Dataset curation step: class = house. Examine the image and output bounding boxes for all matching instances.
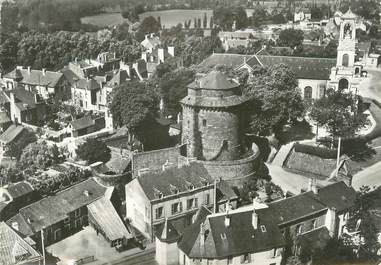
[0,222,42,265]
[3,66,70,101]
[141,33,162,52]
[8,89,47,125]
[268,181,357,254]
[176,204,285,265]
[0,181,40,220]
[294,8,312,22]
[141,46,181,78]
[6,178,132,249]
[125,162,237,241]
[218,31,255,51]
[0,124,34,154]
[69,115,105,137]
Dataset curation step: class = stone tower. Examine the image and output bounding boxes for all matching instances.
[329,9,362,93]
[181,70,247,161]
[336,9,357,68]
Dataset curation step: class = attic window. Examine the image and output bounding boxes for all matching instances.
[153,188,164,199]
[169,184,179,194]
[260,225,267,233]
[185,181,194,190]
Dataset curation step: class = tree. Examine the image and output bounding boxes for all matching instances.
[244,64,305,136]
[309,89,368,139]
[76,138,111,164]
[278,28,304,49]
[213,6,248,30]
[110,81,159,133]
[139,16,161,34]
[347,186,380,258]
[159,68,195,116]
[203,13,208,28]
[209,16,214,29]
[19,141,62,171]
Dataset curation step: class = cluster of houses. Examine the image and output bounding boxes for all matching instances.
[0,8,375,265]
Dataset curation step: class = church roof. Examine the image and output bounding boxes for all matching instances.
[188,70,239,90]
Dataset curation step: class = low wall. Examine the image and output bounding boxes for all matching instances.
[198,151,260,187]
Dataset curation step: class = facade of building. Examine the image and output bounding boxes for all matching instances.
[125,163,217,241]
[218,31,255,51]
[3,67,70,101]
[176,204,285,265]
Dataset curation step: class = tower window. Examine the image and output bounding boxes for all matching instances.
[202,119,207,127]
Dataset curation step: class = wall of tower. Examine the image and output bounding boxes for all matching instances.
[182,105,244,161]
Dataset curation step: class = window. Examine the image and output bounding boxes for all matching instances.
[171,202,182,215]
[155,207,163,219]
[241,253,250,263]
[304,86,312,100]
[296,224,303,235]
[64,217,70,224]
[74,208,81,217]
[74,218,82,229]
[227,256,233,264]
[260,225,267,232]
[202,119,207,126]
[312,219,317,229]
[204,194,210,205]
[187,198,198,210]
[54,229,62,241]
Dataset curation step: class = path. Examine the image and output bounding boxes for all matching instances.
[271,142,295,166]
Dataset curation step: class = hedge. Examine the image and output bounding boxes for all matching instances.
[294,143,337,159]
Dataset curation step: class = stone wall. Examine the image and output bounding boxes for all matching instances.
[198,152,260,187]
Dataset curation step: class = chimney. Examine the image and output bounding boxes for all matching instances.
[177,112,181,124]
[11,222,19,231]
[224,206,230,227]
[252,208,258,230]
[141,52,148,62]
[42,68,46,76]
[308,178,318,194]
[34,93,39,103]
[75,57,78,63]
[27,66,31,75]
[326,207,337,237]
[200,223,205,247]
[168,46,175,57]
[150,33,155,38]
[83,190,89,197]
[158,48,165,63]
[145,34,149,40]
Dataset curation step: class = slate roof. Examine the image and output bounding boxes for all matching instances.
[10,89,40,111]
[0,222,41,265]
[4,68,63,88]
[0,90,10,105]
[137,163,213,201]
[6,214,34,237]
[178,207,285,258]
[70,116,95,131]
[16,178,107,234]
[0,125,27,145]
[61,68,80,86]
[256,55,336,80]
[269,191,327,226]
[4,181,34,199]
[75,78,101,91]
[87,197,133,241]
[188,70,239,90]
[198,53,336,80]
[314,181,356,213]
[155,218,180,243]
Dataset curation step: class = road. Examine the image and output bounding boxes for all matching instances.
[110,249,156,265]
[351,68,381,190]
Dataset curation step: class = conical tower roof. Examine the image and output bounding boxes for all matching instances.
[156,218,180,243]
[188,70,239,90]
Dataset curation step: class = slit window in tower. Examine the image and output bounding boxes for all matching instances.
[202,119,207,127]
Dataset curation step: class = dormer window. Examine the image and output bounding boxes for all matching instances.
[169,184,179,195]
[153,188,164,199]
[185,180,194,190]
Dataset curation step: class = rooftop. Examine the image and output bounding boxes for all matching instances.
[0,222,42,265]
[0,125,28,145]
[137,163,213,201]
[188,70,239,90]
[70,116,95,131]
[4,68,63,88]
[3,181,34,200]
[178,206,285,259]
[16,178,107,234]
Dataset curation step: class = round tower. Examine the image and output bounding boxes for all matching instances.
[181,70,248,161]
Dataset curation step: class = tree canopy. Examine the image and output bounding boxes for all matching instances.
[213,6,248,30]
[5,130,37,160]
[76,138,111,164]
[244,64,305,135]
[309,89,368,139]
[19,141,62,171]
[278,28,304,49]
[110,81,159,133]
[139,16,161,34]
